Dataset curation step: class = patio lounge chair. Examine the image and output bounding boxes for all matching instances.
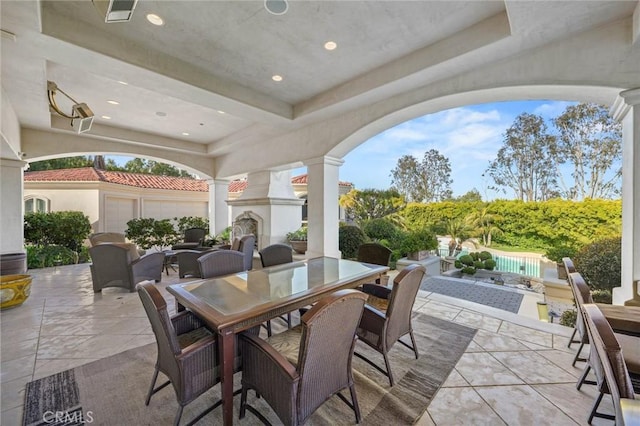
[172,227,206,250]
[89,244,164,293]
[239,289,368,425]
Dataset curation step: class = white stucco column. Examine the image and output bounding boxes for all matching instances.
[305,156,344,259]
[207,179,230,236]
[0,159,27,254]
[611,88,640,306]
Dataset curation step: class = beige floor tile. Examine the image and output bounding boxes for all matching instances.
[498,321,553,348]
[1,405,23,426]
[416,301,462,321]
[1,375,29,411]
[535,349,586,379]
[441,369,469,387]
[464,341,485,353]
[473,329,530,352]
[414,410,436,426]
[32,358,100,381]
[428,387,506,425]
[0,325,41,344]
[454,310,502,333]
[39,317,122,336]
[490,351,577,384]
[0,336,38,362]
[532,382,615,425]
[36,335,93,359]
[455,353,524,386]
[475,385,577,426]
[0,354,35,383]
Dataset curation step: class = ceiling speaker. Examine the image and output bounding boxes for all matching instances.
[92,0,138,23]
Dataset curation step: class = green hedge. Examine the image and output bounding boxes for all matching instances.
[400,199,621,251]
[24,211,92,252]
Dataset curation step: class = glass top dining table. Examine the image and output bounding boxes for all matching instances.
[166,256,389,425]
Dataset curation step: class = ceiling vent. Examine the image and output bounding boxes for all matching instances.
[92,0,138,23]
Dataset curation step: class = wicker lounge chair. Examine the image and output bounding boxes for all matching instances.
[89,244,164,293]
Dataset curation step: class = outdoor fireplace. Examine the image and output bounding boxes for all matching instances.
[232,211,260,248]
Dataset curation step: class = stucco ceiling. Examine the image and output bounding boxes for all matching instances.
[1,1,638,163]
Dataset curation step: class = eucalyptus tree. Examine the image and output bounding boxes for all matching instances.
[485,113,558,202]
[390,149,453,203]
[553,103,622,200]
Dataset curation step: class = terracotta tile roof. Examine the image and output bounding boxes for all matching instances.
[228,178,248,193]
[24,167,208,192]
[290,173,352,188]
[24,168,352,193]
[228,174,352,193]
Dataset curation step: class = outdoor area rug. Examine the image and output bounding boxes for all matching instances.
[23,313,475,426]
[421,276,524,313]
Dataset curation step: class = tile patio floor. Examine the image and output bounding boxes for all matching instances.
[1,262,621,425]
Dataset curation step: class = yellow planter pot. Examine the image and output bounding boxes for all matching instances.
[0,274,32,309]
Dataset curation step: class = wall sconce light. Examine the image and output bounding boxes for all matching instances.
[47,81,94,134]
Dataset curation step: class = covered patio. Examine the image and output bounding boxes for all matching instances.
[1,1,640,424]
[1,263,616,425]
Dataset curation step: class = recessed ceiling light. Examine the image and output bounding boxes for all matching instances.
[101,115,112,120]
[324,41,337,51]
[182,132,190,136]
[217,110,225,114]
[107,100,119,105]
[146,13,164,26]
[156,111,167,117]
[272,75,283,82]
[117,81,128,85]
[264,0,288,15]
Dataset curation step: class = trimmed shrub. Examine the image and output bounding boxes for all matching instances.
[174,216,209,235]
[559,309,577,328]
[398,229,438,256]
[339,225,367,259]
[26,245,78,269]
[362,218,399,242]
[459,255,474,266]
[125,218,180,249]
[24,211,91,252]
[591,289,613,304]
[573,236,621,293]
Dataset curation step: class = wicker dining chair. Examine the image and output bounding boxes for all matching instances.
[138,282,222,426]
[357,243,392,285]
[197,250,246,279]
[172,227,206,250]
[239,289,368,425]
[355,263,426,386]
[259,243,295,333]
[582,304,636,424]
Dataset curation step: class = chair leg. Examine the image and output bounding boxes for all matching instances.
[576,364,596,390]
[572,342,586,366]
[349,383,362,424]
[383,351,395,387]
[409,330,419,359]
[239,386,248,419]
[145,366,160,406]
[174,405,184,426]
[567,328,578,348]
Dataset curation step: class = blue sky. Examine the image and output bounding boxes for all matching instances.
[112,99,596,200]
[338,100,578,200]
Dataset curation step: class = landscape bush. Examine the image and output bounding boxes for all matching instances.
[125,218,180,249]
[24,211,92,268]
[455,251,496,274]
[339,225,367,259]
[398,228,438,257]
[362,218,400,243]
[559,309,577,328]
[573,236,621,297]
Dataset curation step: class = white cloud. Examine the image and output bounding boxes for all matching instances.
[533,101,576,118]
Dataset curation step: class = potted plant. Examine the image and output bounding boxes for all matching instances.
[399,229,438,261]
[544,245,578,280]
[287,227,308,254]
